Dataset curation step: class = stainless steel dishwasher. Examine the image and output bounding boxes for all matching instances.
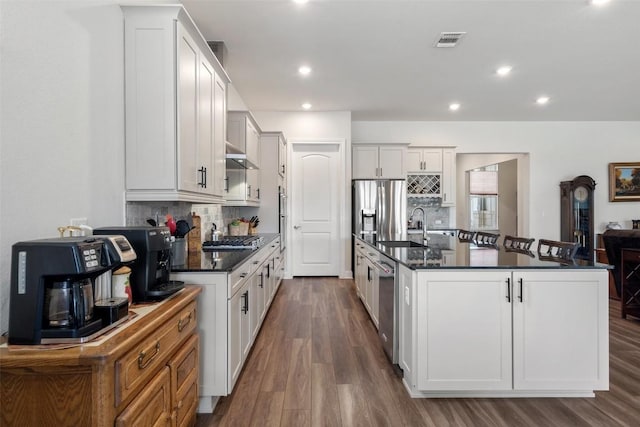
[374,253,398,365]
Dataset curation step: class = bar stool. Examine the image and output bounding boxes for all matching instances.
[503,235,535,251]
[537,239,580,264]
[475,231,500,246]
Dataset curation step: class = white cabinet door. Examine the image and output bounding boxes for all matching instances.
[406,148,442,173]
[197,54,215,195]
[177,24,199,193]
[246,119,260,168]
[398,264,414,383]
[250,272,261,341]
[278,134,286,179]
[378,146,405,179]
[213,74,227,196]
[512,270,609,391]
[228,285,244,392]
[406,149,423,173]
[422,149,443,172]
[441,148,456,206]
[352,145,379,179]
[416,271,512,390]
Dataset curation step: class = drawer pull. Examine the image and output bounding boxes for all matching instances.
[178,312,193,332]
[137,342,160,370]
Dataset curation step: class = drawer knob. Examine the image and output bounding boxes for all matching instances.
[178,312,193,332]
[137,342,160,370]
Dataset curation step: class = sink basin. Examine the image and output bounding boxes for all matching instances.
[378,240,427,248]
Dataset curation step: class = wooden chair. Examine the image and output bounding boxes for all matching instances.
[537,239,580,264]
[503,235,535,251]
[475,231,500,246]
[457,229,475,242]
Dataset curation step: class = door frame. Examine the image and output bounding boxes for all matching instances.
[286,139,350,279]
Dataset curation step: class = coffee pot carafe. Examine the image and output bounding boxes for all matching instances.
[45,278,94,328]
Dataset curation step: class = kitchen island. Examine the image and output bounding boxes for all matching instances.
[354,234,610,398]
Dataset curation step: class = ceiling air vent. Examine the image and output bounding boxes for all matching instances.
[434,32,466,48]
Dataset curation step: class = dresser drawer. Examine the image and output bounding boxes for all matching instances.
[115,300,197,406]
[229,255,261,296]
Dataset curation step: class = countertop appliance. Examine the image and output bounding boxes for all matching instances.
[8,236,129,344]
[94,226,183,301]
[353,180,406,240]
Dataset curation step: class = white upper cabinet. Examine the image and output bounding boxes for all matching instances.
[352,145,406,179]
[407,147,443,173]
[227,112,261,169]
[122,5,229,203]
[441,148,456,206]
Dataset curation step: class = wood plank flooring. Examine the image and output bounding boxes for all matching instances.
[196,277,640,427]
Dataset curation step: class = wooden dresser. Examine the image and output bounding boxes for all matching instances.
[0,286,201,427]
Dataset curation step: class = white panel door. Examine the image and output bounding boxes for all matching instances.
[291,144,340,276]
[416,271,512,390]
[512,270,609,391]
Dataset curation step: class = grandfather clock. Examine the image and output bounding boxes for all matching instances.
[560,175,596,261]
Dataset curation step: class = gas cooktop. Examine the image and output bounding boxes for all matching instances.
[202,235,263,251]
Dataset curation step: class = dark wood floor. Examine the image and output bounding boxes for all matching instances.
[196,277,640,427]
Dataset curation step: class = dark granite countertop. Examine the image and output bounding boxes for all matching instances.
[171,233,280,273]
[355,234,611,270]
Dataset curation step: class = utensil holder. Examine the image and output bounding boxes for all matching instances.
[229,222,249,236]
[171,238,187,265]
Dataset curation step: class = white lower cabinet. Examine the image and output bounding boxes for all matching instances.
[354,240,379,329]
[415,271,512,391]
[402,268,609,397]
[171,238,284,413]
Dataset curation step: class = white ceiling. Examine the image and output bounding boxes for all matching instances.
[180,0,640,121]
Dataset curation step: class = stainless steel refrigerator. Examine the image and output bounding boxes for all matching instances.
[352,180,406,240]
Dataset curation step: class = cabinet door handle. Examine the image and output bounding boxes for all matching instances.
[257,188,260,199]
[203,166,207,188]
[281,164,285,175]
[247,185,251,198]
[137,341,160,370]
[177,311,193,332]
[198,167,206,188]
[259,272,264,288]
[518,278,524,302]
[242,291,249,314]
[506,277,511,302]
[224,176,229,192]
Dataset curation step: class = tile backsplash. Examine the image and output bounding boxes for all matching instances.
[125,202,261,241]
[407,197,450,229]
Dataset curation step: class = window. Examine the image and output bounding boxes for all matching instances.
[469,166,498,230]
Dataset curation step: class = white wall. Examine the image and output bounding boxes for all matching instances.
[353,121,640,240]
[0,0,126,333]
[252,111,352,278]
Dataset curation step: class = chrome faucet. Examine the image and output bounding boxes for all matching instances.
[410,206,428,243]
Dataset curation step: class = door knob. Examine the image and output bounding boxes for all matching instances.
[294,225,301,229]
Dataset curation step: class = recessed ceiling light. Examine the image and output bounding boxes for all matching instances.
[449,103,461,111]
[590,0,610,6]
[496,65,512,77]
[293,0,309,4]
[536,96,550,105]
[298,65,311,76]
[302,102,312,110]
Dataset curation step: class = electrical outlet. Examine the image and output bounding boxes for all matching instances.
[70,217,88,227]
[435,219,442,225]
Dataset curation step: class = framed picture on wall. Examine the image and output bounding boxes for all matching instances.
[609,162,640,202]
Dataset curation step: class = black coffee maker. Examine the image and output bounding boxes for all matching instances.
[9,237,116,345]
[94,226,184,301]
